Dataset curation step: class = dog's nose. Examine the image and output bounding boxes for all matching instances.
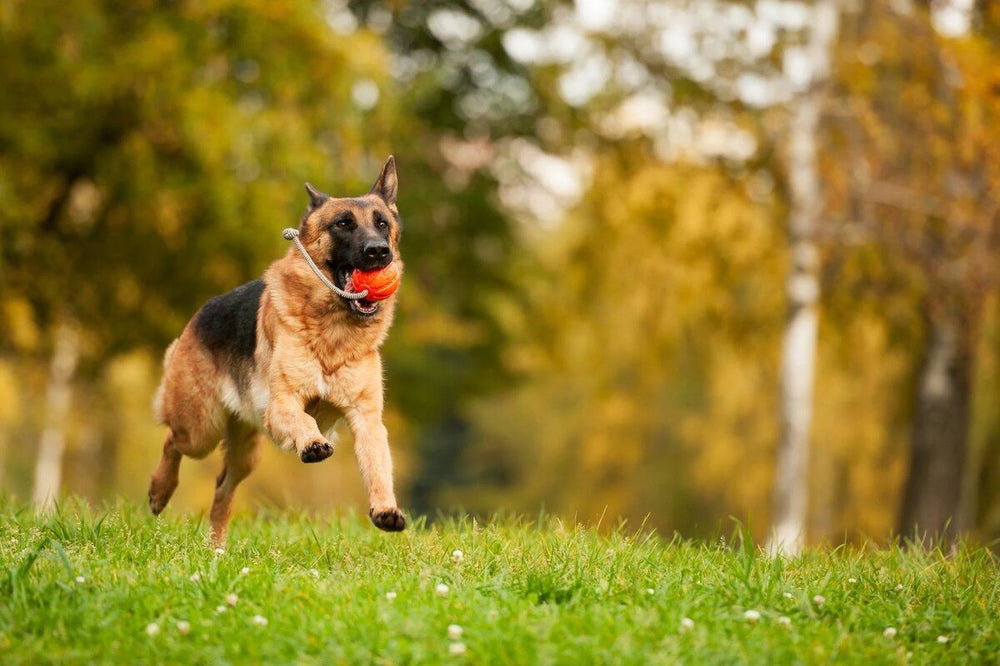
[363,240,391,263]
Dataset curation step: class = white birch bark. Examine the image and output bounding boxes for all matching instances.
[767,0,839,556]
[32,321,80,511]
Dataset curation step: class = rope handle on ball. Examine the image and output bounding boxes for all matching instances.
[282,228,369,300]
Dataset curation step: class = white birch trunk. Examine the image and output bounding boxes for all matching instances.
[32,321,80,511]
[767,0,839,556]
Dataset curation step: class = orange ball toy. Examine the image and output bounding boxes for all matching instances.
[351,262,401,301]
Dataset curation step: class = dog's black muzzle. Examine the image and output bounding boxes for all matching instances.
[359,239,393,271]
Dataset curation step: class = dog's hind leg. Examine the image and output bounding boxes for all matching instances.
[150,332,226,515]
[210,421,262,546]
[148,420,223,515]
[148,430,182,515]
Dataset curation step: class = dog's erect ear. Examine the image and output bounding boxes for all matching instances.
[304,182,329,211]
[369,155,398,206]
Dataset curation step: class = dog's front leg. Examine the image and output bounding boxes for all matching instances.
[345,390,405,532]
[265,391,334,463]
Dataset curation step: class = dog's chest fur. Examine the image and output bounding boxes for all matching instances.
[219,257,396,431]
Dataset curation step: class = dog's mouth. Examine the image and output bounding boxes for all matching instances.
[337,268,380,318]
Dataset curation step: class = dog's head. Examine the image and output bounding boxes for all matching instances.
[298,156,402,318]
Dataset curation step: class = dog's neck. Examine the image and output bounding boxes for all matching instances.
[262,251,396,367]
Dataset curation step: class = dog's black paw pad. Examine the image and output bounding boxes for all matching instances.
[300,441,334,463]
[370,507,406,532]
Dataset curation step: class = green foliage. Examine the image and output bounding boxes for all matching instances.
[0,0,396,353]
[1,500,998,664]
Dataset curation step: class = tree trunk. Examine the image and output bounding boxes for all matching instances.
[767,0,839,556]
[768,162,821,554]
[899,311,971,543]
[31,321,80,510]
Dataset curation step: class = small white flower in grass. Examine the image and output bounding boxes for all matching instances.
[214,547,225,556]
[680,617,694,632]
[937,635,948,644]
[744,610,761,623]
[240,567,250,575]
[176,620,190,636]
[777,616,791,627]
[884,627,898,638]
[448,624,463,640]
[435,583,450,597]
[309,568,320,579]
[848,577,857,584]
[215,605,227,614]
[451,549,464,564]
[449,642,466,656]
[385,591,397,601]
[189,573,201,582]
[75,576,85,584]
[783,592,794,600]
[646,588,655,595]
[145,622,160,636]
[226,593,239,607]
[813,594,825,606]
[895,584,904,592]
[252,615,268,627]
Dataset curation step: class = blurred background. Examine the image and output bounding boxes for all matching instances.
[0,0,997,550]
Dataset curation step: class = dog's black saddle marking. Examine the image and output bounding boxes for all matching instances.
[193,279,266,361]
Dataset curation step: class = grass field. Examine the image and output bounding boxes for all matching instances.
[1,499,997,664]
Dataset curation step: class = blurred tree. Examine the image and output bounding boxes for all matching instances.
[0,361,20,491]
[767,0,839,556]
[835,3,1000,536]
[0,0,397,352]
[826,0,1000,541]
[971,300,1000,539]
[462,148,781,532]
[31,321,79,509]
[469,0,848,543]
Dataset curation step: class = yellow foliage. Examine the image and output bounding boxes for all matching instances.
[1,297,39,351]
[811,313,911,540]
[0,360,21,424]
[466,157,787,533]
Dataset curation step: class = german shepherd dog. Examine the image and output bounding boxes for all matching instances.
[148,156,405,544]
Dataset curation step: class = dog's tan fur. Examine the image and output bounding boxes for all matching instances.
[148,157,405,544]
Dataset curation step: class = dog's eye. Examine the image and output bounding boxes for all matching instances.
[334,213,355,230]
[374,216,389,230]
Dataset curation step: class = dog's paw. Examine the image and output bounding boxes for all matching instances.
[370,506,406,532]
[300,440,334,463]
[148,489,166,516]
